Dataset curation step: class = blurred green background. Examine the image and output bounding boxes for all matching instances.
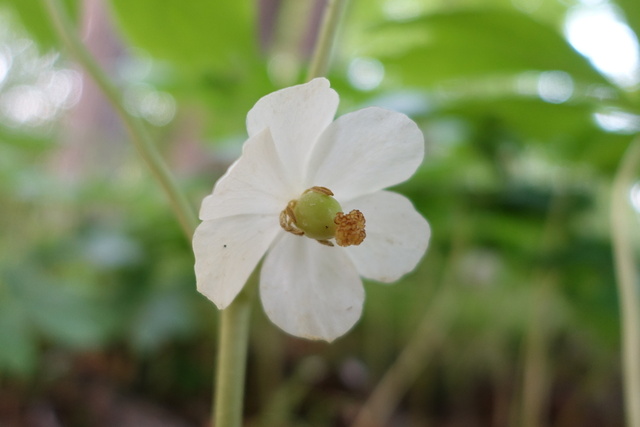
[0,0,639,425]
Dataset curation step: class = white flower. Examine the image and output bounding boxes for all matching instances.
[193,78,430,341]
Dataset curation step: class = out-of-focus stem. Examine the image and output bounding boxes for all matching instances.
[40,3,256,427]
[519,192,568,427]
[41,0,198,239]
[352,209,468,427]
[351,290,450,427]
[306,0,348,80]
[611,136,640,427]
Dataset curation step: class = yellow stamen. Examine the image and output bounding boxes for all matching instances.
[334,210,366,247]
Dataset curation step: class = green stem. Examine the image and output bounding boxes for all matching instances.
[519,192,567,427]
[41,0,198,239]
[611,136,640,427]
[306,0,348,81]
[214,280,256,427]
[40,3,251,426]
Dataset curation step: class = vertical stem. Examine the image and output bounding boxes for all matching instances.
[306,0,348,80]
[611,136,640,427]
[41,0,198,239]
[519,192,567,427]
[41,2,253,426]
[518,272,556,427]
[351,290,450,427]
[209,0,351,422]
[214,283,255,427]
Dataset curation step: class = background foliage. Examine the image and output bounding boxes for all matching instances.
[0,0,639,425]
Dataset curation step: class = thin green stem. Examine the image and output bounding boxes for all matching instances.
[41,2,258,427]
[519,192,568,427]
[214,279,256,427]
[352,208,468,427]
[611,136,640,427]
[306,0,348,81]
[41,0,198,239]
[351,289,450,427]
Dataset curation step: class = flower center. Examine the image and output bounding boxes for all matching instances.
[279,186,366,247]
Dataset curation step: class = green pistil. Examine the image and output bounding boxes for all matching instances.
[293,188,342,240]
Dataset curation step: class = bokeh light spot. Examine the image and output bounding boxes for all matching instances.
[565,4,640,87]
[630,181,640,213]
[537,71,574,104]
[0,44,11,86]
[593,110,640,134]
[124,84,176,126]
[347,57,384,91]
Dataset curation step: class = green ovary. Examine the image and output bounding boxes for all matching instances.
[293,190,342,240]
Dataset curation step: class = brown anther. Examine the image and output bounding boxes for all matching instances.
[305,186,334,196]
[280,200,304,236]
[316,239,335,247]
[334,210,366,247]
[285,203,297,223]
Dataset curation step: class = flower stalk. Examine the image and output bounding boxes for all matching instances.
[213,279,256,427]
[611,136,640,427]
[209,0,352,423]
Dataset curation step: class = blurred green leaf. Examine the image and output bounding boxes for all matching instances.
[0,0,79,50]
[0,128,53,151]
[108,0,255,72]
[108,0,273,136]
[0,294,37,376]
[5,269,118,349]
[129,286,195,354]
[445,97,595,140]
[615,0,640,44]
[433,97,632,172]
[374,9,613,87]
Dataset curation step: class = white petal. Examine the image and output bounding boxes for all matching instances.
[260,235,364,341]
[246,78,339,185]
[199,129,293,221]
[193,215,281,309]
[344,191,430,283]
[305,107,424,201]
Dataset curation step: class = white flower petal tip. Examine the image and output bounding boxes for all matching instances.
[306,106,425,201]
[247,78,339,185]
[193,215,280,309]
[193,79,430,340]
[344,191,430,283]
[260,236,364,342]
